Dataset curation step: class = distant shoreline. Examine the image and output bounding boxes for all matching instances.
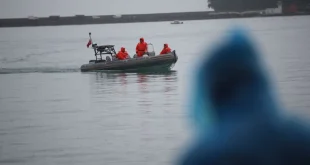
[0,11,309,28]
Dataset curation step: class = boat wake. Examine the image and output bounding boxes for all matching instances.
[0,67,81,74]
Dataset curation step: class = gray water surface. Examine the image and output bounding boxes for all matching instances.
[1,16,310,165]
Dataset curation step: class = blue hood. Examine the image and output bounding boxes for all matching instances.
[189,27,280,132]
[179,27,310,165]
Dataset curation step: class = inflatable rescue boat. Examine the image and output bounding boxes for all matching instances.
[80,34,178,72]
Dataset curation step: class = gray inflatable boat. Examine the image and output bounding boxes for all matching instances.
[80,43,178,72]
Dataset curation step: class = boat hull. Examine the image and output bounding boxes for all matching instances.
[80,50,178,72]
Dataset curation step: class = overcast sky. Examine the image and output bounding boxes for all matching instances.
[0,0,210,18]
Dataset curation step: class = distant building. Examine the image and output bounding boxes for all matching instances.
[264,1,283,14]
[49,15,60,20]
[28,16,38,20]
[113,15,122,18]
[281,0,310,13]
[92,16,100,19]
[75,15,86,20]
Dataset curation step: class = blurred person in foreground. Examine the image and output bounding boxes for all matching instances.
[177,27,310,165]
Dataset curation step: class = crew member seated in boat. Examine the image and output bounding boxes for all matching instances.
[116,47,129,60]
[136,37,148,57]
[160,43,172,55]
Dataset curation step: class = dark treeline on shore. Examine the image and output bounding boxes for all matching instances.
[207,0,310,12]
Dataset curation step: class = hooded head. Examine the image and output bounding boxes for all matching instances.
[140,38,144,43]
[189,27,280,132]
[164,43,168,48]
[121,47,125,52]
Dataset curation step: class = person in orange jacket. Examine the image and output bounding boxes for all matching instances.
[116,47,129,60]
[136,38,148,57]
[160,43,172,55]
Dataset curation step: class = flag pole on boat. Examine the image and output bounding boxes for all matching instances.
[86,32,92,48]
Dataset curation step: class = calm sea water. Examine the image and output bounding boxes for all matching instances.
[1,16,310,165]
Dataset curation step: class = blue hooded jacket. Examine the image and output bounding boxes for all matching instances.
[178,27,310,165]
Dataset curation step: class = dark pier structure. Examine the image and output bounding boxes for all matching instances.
[0,12,215,28]
[0,0,309,28]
